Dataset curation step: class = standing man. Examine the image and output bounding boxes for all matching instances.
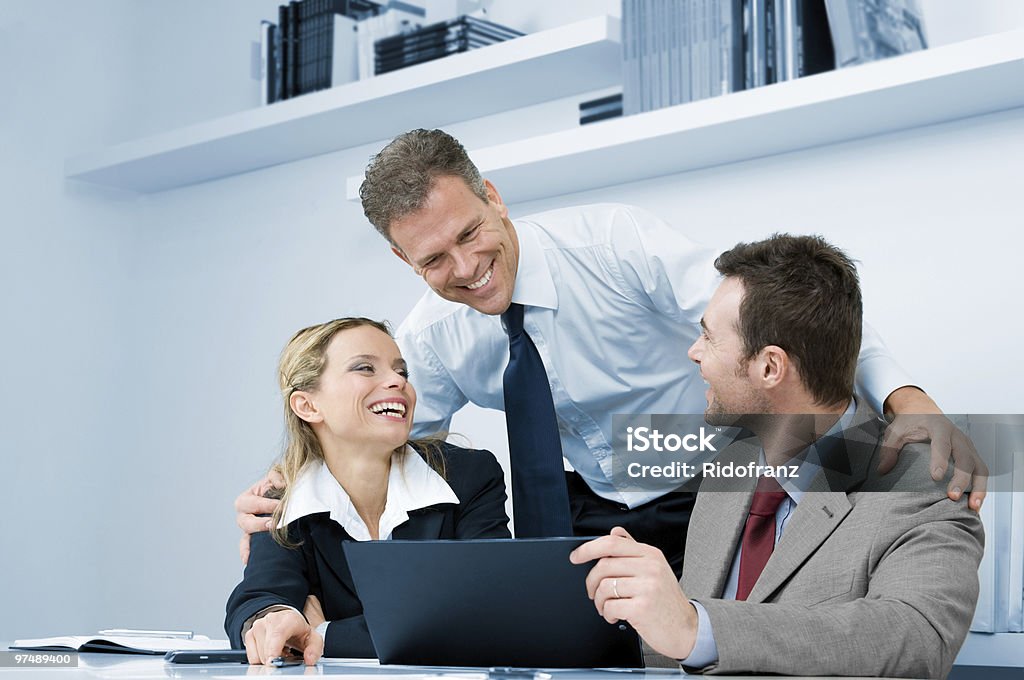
[237,129,984,573]
[570,234,983,677]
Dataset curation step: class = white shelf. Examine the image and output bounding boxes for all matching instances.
[346,29,1024,204]
[956,632,1024,667]
[64,16,622,193]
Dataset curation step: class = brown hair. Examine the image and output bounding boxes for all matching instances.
[359,129,488,242]
[271,317,445,546]
[714,234,862,407]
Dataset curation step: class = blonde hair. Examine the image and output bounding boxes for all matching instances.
[270,317,445,546]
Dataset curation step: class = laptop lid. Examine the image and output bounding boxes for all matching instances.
[343,537,644,669]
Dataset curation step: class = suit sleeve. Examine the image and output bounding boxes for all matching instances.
[322,617,376,658]
[449,447,512,539]
[224,526,311,649]
[225,524,378,658]
[691,499,983,678]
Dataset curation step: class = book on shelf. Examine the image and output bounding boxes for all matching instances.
[261,0,387,103]
[622,0,634,115]
[302,0,314,92]
[621,0,872,116]
[794,0,837,78]
[356,3,427,79]
[777,0,796,80]
[287,1,299,98]
[259,20,277,106]
[372,14,522,76]
[333,14,360,87]
[579,92,623,125]
[376,39,492,73]
[294,0,306,95]
[624,0,746,114]
[719,0,745,97]
[746,0,767,89]
[765,0,834,82]
[824,0,927,67]
[317,0,385,91]
[10,634,229,656]
[375,16,518,52]
[276,4,288,102]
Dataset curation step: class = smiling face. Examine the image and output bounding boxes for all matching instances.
[388,175,519,316]
[687,277,770,425]
[294,325,416,453]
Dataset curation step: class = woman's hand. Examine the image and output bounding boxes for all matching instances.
[244,608,323,666]
[303,595,326,630]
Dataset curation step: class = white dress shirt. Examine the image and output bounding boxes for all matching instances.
[249,448,459,640]
[279,447,459,540]
[397,203,912,507]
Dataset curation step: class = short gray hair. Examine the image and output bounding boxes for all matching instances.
[359,129,488,242]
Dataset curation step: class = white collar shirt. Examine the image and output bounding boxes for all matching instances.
[279,446,459,541]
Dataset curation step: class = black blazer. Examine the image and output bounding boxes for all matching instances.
[225,443,511,658]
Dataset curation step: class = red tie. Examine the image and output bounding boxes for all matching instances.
[736,476,788,601]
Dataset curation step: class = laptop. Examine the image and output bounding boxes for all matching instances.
[343,537,644,669]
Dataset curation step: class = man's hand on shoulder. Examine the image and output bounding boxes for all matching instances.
[570,526,698,660]
[235,468,286,564]
[881,387,987,511]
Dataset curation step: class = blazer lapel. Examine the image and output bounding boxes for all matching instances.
[689,401,886,603]
[309,518,360,601]
[683,439,759,598]
[391,507,446,540]
[308,508,448,598]
[749,401,884,602]
[745,487,851,603]
[746,402,881,602]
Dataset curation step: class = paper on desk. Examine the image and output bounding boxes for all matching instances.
[11,634,230,654]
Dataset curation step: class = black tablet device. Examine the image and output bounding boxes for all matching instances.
[343,537,644,669]
[164,649,249,664]
[165,649,302,666]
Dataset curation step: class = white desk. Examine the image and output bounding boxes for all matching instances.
[0,652,911,679]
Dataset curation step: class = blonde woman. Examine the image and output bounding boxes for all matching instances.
[225,318,510,665]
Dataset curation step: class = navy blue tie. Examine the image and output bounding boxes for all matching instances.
[501,303,573,537]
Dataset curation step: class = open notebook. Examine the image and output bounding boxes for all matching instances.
[10,634,230,655]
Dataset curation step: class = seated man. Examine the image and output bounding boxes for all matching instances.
[571,234,983,678]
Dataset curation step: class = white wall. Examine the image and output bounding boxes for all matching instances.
[2,1,142,639]
[1,0,289,640]
[2,0,1022,645]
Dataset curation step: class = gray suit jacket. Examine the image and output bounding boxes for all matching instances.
[679,402,984,679]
